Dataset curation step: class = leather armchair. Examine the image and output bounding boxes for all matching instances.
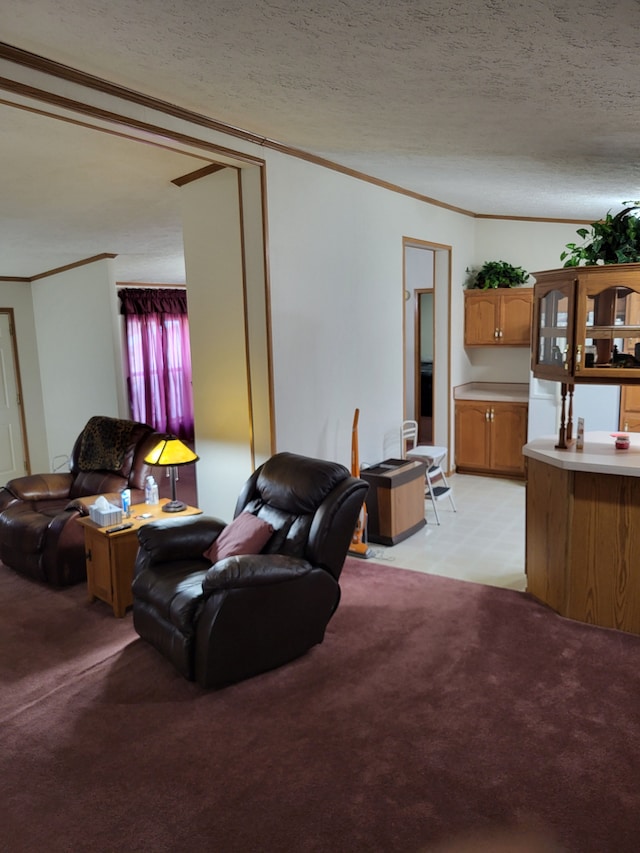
[0,415,160,587]
[132,451,368,688]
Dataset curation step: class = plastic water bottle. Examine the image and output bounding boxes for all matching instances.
[145,475,159,505]
[121,488,131,518]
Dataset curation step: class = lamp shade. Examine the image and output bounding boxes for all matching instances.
[144,436,199,467]
[144,436,199,512]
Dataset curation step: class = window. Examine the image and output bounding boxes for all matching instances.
[119,288,194,440]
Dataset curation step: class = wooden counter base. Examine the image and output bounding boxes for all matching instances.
[526,456,640,634]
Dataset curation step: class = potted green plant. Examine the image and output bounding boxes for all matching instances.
[561,200,640,267]
[466,260,530,289]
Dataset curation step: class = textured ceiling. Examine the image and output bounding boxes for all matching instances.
[2,0,640,280]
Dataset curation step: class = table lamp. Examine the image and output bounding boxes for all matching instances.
[144,435,199,512]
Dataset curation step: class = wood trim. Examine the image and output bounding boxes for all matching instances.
[1,307,30,474]
[236,168,255,471]
[0,75,266,167]
[172,163,228,187]
[116,282,186,289]
[0,43,596,224]
[475,213,594,225]
[0,42,270,145]
[0,43,477,218]
[404,237,452,251]
[0,276,30,283]
[0,96,216,166]
[259,163,276,455]
[446,250,453,467]
[273,144,476,217]
[236,166,276,460]
[29,253,117,281]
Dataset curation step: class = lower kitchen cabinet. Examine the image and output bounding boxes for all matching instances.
[455,400,528,478]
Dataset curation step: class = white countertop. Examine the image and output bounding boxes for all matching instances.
[523,431,640,477]
[454,382,529,402]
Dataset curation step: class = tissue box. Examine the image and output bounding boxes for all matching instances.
[89,502,122,527]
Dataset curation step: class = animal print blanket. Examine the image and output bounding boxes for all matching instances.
[77,416,140,472]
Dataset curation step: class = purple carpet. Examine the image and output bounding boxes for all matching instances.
[2,558,640,852]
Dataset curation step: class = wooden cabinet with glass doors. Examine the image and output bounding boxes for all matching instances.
[532,263,640,384]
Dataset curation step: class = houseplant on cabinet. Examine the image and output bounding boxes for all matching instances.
[560,200,640,266]
[466,260,530,289]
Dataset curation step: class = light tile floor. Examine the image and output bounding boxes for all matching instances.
[363,473,527,591]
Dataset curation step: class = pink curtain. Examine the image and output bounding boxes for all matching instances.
[119,288,194,440]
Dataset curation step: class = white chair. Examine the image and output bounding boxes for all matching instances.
[401,419,457,525]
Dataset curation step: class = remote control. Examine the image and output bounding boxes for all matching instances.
[106,522,134,534]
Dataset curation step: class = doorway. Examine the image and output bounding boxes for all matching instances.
[403,239,452,454]
[417,291,434,442]
[404,246,435,443]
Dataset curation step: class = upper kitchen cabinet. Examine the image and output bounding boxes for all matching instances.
[532,263,640,384]
[464,288,533,347]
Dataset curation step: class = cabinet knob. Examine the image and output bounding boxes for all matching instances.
[85,549,92,562]
[494,329,499,338]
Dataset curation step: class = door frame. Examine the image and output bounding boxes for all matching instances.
[0,307,30,476]
[402,237,452,469]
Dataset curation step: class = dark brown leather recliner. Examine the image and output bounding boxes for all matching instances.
[0,415,161,587]
[132,451,368,689]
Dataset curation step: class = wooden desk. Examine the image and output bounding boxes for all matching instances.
[359,458,426,545]
[78,499,202,617]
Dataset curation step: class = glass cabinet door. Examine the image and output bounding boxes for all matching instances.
[532,280,574,380]
[576,283,640,378]
[532,264,640,384]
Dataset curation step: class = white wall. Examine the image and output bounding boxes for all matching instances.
[31,257,121,465]
[463,219,586,387]
[264,150,476,471]
[180,168,256,519]
[474,219,582,277]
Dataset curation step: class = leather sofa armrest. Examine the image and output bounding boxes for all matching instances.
[137,516,227,564]
[5,473,74,501]
[202,554,312,595]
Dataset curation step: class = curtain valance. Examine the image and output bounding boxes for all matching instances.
[118,288,188,316]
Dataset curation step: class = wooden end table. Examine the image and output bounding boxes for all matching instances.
[78,498,202,617]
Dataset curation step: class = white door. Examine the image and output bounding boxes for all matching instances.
[0,311,27,481]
